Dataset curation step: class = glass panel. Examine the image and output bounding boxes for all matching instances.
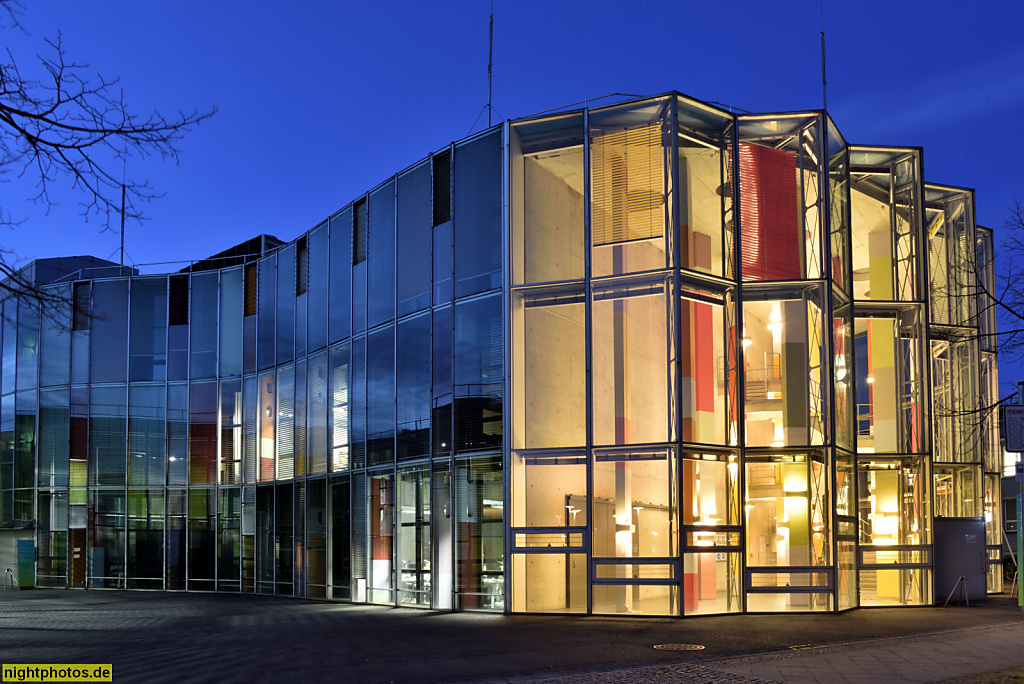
[126,488,163,588]
[91,280,128,383]
[258,372,276,482]
[433,220,453,306]
[190,272,219,379]
[932,337,979,463]
[515,532,584,548]
[276,365,295,480]
[512,554,586,613]
[511,113,585,285]
[218,488,241,591]
[167,384,188,486]
[512,284,585,449]
[329,344,350,471]
[329,475,351,597]
[257,254,276,370]
[511,449,587,528]
[431,306,452,458]
[40,283,71,387]
[677,96,734,279]
[858,568,930,606]
[88,489,125,588]
[128,384,164,486]
[591,274,670,446]
[166,276,188,381]
[746,584,833,612]
[745,455,831,569]
[36,489,68,586]
[166,489,186,590]
[350,337,366,470]
[256,485,274,593]
[934,464,980,517]
[219,267,243,377]
[590,99,670,278]
[39,388,70,488]
[593,583,677,616]
[188,487,216,590]
[837,540,857,610]
[13,391,34,490]
[307,351,328,475]
[276,243,296,364]
[329,208,352,343]
[854,307,926,454]
[90,386,126,486]
[397,162,432,316]
[455,455,503,610]
[367,180,396,328]
[681,287,730,445]
[128,280,165,382]
[397,315,430,460]
[220,379,242,485]
[367,326,395,466]
[275,482,293,595]
[453,129,503,297]
[738,114,822,282]
[369,471,394,604]
[189,381,218,486]
[743,288,826,447]
[684,551,742,615]
[593,447,675,560]
[682,455,739,527]
[295,359,307,477]
[308,221,329,351]
[833,289,854,451]
[15,298,38,392]
[306,478,327,597]
[397,465,431,607]
[432,462,453,609]
[454,294,502,453]
[827,120,850,292]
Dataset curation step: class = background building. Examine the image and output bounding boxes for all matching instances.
[0,92,1003,613]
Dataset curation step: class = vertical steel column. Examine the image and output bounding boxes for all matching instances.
[582,107,594,616]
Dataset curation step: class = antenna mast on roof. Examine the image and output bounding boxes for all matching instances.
[487,1,494,127]
[120,183,126,272]
[820,0,827,111]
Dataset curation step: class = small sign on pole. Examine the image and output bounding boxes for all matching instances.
[1006,406,1024,453]
[1017,460,1024,484]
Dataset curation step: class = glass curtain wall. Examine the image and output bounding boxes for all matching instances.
[849,147,931,605]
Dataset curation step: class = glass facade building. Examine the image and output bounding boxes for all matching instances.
[0,92,1003,614]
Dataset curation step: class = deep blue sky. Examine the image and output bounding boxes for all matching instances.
[5,0,1024,381]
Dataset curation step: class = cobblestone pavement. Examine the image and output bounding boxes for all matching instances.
[0,589,1021,683]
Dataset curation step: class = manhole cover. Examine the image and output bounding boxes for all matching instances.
[653,644,705,651]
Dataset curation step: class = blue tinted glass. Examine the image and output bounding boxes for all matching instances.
[397,313,430,460]
[431,306,452,457]
[329,209,352,343]
[277,244,296,364]
[367,326,394,466]
[128,278,167,382]
[397,162,432,316]
[91,280,129,383]
[454,130,502,297]
[257,254,276,370]
[190,273,219,379]
[367,180,396,329]
[219,267,243,377]
[308,222,329,351]
[454,293,502,453]
[15,298,39,391]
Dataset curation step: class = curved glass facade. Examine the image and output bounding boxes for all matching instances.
[0,91,1002,614]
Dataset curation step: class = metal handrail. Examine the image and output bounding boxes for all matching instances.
[4,567,18,590]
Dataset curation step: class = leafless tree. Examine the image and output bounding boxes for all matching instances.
[0,0,215,307]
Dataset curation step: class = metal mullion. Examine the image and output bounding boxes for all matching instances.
[582,107,594,616]
[730,116,747,613]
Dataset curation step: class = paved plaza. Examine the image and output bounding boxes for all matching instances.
[0,589,1021,683]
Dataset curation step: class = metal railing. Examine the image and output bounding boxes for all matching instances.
[3,567,18,590]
